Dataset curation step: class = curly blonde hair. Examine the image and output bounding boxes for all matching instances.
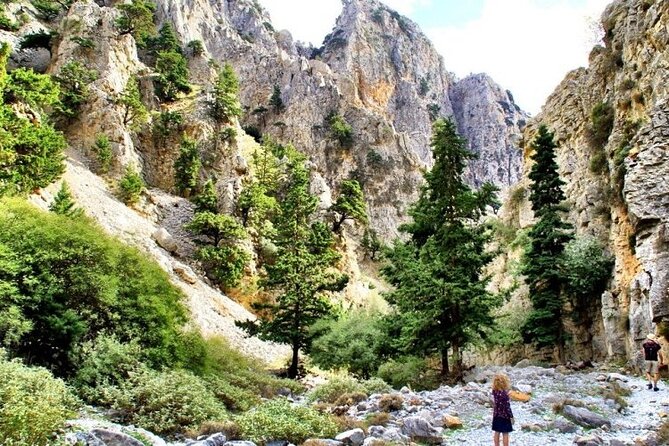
[492,373,511,391]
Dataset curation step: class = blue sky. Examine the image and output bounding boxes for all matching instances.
[258,0,611,114]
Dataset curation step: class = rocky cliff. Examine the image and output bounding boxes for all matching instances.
[152,0,527,238]
[510,0,669,361]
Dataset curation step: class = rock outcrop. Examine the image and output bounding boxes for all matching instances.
[509,0,669,360]
[152,0,526,238]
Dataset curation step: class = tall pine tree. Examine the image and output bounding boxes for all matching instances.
[381,118,499,379]
[521,125,573,361]
[238,147,347,378]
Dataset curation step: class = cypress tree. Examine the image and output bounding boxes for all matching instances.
[331,179,367,232]
[381,118,499,379]
[238,147,347,378]
[49,182,83,218]
[521,125,573,361]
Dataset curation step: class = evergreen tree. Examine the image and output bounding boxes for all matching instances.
[117,76,148,129]
[269,84,284,113]
[381,118,499,379]
[115,0,156,47]
[236,143,279,228]
[49,182,83,218]
[148,23,181,55]
[53,61,98,120]
[331,179,367,232]
[173,136,201,197]
[208,63,241,124]
[238,147,348,378]
[93,134,113,174]
[521,125,572,360]
[193,179,218,214]
[185,211,249,288]
[118,166,144,205]
[154,51,191,102]
[361,228,381,260]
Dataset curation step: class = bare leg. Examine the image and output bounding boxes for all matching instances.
[493,431,500,446]
[502,433,509,446]
[654,372,660,389]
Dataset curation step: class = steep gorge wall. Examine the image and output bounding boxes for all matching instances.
[152,0,527,239]
[513,0,669,361]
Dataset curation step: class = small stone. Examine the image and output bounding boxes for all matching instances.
[334,428,365,446]
[152,227,178,253]
[173,264,198,284]
[607,373,629,382]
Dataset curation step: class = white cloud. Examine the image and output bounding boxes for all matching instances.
[258,0,341,45]
[425,0,611,114]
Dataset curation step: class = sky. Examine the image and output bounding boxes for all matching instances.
[257,0,612,114]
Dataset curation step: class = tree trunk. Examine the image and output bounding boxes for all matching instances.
[440,347,449,377]
[452,342,462,381]
[288,342,299,379]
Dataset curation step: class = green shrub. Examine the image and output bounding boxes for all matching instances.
[0,351,76,446]
[589,151,607,174]
[334,392,367,406]
[93,134,113,173]
[30,0,66,21]
[152,110,184,138]
[118,166,144,205]
[237,399,338,445]
[71,36,95,50]
[307,376,365,403]
[112,369,228,436]
[72,334,146,405]
[49,181,82,218]
[360,377,391,395]
[200,337,302,398]
[328,112,353,147]
[269,84,284,113]
[0,11,18,32]
[0,199,192,374]
[310,311,384,378]
[115,0,156,47]
[376,356,438,390]
[19,31,55,51]
[188,39,205,56]
[204,375,259,412]
[588,102,614,148]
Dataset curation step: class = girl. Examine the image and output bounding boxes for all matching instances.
[492,373,514,446]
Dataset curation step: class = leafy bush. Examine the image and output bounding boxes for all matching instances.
[0,199,192,374]
[72,334,146,405]
[19,31,55,51]
[188,39,204,56]
[195,245,249,289]
[310,311,384,378]
[376,356,438,390]
[0,352,76,446]
[30,0,67,21]
[152,110,184,138]
[93,134,113,173]
[328,112,353,147]
[71,36,95,50]
[562,236,613,306]
[307,376,364,403]
[360,377,391,395]
[53,61,98,120]
[200,337,302,398]
[589,151,607,174]
[237,399,338,445]
[588,102,614,148]
[118,166,144,204]
[112,369,228,436]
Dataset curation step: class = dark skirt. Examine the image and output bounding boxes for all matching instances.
[492,416,513,433]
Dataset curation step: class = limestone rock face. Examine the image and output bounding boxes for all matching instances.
[511,0,669,360]
[153,0,526,238]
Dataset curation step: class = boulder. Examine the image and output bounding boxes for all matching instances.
[574,434,604,446]
[189,433,227,446]
[400,416,443,444]
[90,429,144,446]
[224,442,257,446]
[562,405,611,429]
[442,415,463,429]
[549,418,578,434]
[514,359,532,368]
[152,228,178,253]
[173,264,198,284]
[368,426,408,443]
[334,428,365,446]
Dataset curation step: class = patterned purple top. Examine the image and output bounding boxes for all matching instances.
[492,390,513,419]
